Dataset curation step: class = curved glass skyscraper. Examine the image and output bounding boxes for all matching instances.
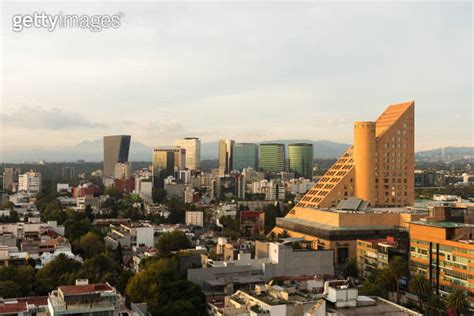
[288,143,313,179]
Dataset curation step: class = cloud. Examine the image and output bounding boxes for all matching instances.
[0,105,105,130]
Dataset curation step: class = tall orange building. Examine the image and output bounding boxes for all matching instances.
[296,101,414,209]
[271,101,419,263]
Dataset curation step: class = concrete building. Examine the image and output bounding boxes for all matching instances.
[409,220,474,309]
[271,102,416,260]
[259,144,285,174]
[18,171,42,194]
[2,167,21,192]
[186,211,204,227]
[252,179,286,201]
[0,296,48,315]
[105,223,154,249]
[210,279,421,316]
[356,237,399,279]
[188,239,334,297]
[233,143,258,171]
[293,101,414,210]
[152,147,186,188]
[61,167,75,180]
[114,162,132,180]
[48,280,120,316]
[217,173,245,200]
[176,137,201,170]
[103,135,131,178]
[218,139,235,175]
[240,211,265,238]
[274,198,425,264]
[288,143,314,180]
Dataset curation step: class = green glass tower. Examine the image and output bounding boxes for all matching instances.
[288,143,313,179]
[259,143,285,173]
[233,143,258,171]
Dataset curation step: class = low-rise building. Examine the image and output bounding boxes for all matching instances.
[47,280,120,315]
[188,239,334,302]
[105,223,154,249]
[356,236,400,279]
[186,211,204,227]
[240,211,265,238]
[18,171,42,194]
[409,220,474,309]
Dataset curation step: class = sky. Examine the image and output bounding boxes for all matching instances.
[1,1,472,156]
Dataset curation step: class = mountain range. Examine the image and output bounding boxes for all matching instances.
[2,139,471,163]
[1,139,350,162]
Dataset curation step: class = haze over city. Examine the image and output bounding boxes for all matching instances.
[1,1,472,158]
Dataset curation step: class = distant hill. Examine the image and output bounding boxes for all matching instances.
[200,139,350,159]
[5,140,470,163]
[1,139,351,162]
[416,147,474,161]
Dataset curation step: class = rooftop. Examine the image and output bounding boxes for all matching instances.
[410,221,473,228]
[59,283,114,296]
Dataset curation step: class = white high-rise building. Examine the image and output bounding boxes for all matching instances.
[176,137,201,171]
[18,170,42,194]
[115,162,132,180]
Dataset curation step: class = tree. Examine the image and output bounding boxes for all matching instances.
[388,256,408,304]
[35,253,83,294]
[150,281,206,315]
[425,294,445,316]
[446,289,469,315]
[263,204,280,233]
[126,258,178,302]
[342,258,358,278]
[267,231,277,242]
[0,265,35,297]
[152,188,167,204]
[156,231,192,258]
[359,280,385,297]
[0,280,21,298]
[409,274,431,312]
[78,232,105,258]
[375,268,394,299]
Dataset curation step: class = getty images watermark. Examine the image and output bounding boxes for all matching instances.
[12,11,123,32]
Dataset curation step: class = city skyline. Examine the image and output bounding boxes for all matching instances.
[1,2,472,155]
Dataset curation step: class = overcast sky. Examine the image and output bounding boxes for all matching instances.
[1,1,472,153]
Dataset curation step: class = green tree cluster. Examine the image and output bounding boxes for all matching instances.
[156,231,192,258]
[126,257,206,316]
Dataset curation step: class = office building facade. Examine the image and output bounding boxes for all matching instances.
[176,137,201,171]
[288,143,313,179]
[259,143,285,173]
[2,167,21,192]
[218,139,235,175]
[103,135,131,177]
[152,147,186,188]
[409,221,474,309]
[18,170,42,194]
[233,143,258,171]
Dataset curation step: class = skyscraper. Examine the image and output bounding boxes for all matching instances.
[18,170,42,194]
[103,135,131,177]
[152,147,186,188]
[258,143,285,173]
[218,139,235,175]
[288,143,314,179]
[270,101,415,263]
[233,143,258,171]
[176,137,201,171]
[295,101,415,209]
[2,167,21,192]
